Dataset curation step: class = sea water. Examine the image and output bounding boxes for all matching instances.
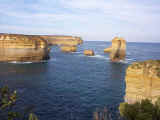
[0,41,160,120]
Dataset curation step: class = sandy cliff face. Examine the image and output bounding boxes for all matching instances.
[40,36,83,46]
[0,34,50,62]
[104,37,126,62]
[125,60,160,104]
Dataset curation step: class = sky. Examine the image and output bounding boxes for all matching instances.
[0,0,160,42]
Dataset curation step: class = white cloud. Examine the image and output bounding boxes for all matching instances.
[0,0,160,42]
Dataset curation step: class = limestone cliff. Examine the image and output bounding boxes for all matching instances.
[40,35,83,46]
[104,37,126,62]
[84,50,95,56]
[60,45,77,52]
[125,60,160,104]
[0,34,50,62]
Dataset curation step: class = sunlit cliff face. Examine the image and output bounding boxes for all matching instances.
[125,60,160,104]
[0,34,50,62]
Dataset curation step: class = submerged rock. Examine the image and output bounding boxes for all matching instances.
[84,50,95,56]
[104,37,126,62]
[125,60,160,104]
[60,45,77,52]
[0,33,50,62]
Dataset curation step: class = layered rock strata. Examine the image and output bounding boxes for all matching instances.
[84,50,95,56]
[60,45,77,52]
[104,37,126,62]
[40,35,83,46]
[0,34,50,62]
[125,60,160,104]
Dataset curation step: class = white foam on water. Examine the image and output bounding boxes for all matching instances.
[8,61,33,64]
[118,60,128,64]
[87,54,109,60]
[8,60,50,64]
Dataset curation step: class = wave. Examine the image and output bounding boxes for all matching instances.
[86,54,109,60]
[8,61,33,64]
[8,60,50,64]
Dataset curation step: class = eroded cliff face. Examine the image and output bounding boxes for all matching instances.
[125,60,160,104]
[104,37,126,62]
[40,35,83,46]
[0,34,50,62]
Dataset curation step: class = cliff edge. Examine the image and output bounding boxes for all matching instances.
[125,60,160,104]
[0,34,50,62]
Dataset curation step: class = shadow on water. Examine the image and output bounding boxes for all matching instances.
[109,62,127,102]
[0,62,50,89]
[95,62,127,120]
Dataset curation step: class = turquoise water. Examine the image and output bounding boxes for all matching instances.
[0,41,160,120]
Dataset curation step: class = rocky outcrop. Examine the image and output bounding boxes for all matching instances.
[60,45,77,53]
[84,50,95,56]
[104,47,112,53]
[40,35,83,46]
[0,34,50,62]
[125,60,160,104]
[104,37,126,62]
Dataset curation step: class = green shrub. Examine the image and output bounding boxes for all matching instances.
[119,98,160,120]
[0,85,38,120]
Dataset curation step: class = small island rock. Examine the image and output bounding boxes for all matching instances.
[60,45,77,52]
[84,50,95,56]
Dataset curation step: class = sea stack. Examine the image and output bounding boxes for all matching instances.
[0,33,50,62]
[60,45,77,52]
[125,60,160,104]
[84,50,95,56]
[104,37,126,62]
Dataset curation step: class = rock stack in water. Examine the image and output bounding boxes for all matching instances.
[104,37,126,62]
[60,45,77,52]
[84,50,94,56]
[125,60,160,104]
[0,34,50,62]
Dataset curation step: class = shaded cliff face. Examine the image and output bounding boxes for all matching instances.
[104,37,126,62]
[125,60,160,104]
[40,36,83,46]
[0,34,50,62]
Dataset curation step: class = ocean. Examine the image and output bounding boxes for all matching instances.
[0,41,160,120]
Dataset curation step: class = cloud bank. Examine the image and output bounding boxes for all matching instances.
[0,0,160,42]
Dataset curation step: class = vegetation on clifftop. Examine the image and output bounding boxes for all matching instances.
[119,98,160,120]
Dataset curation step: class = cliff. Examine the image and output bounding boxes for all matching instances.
[40,35,83,46]
[125,60,160,104]
[104,37,126,62]
[0,34,50,62]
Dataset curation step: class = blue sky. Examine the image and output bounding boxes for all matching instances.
[0,0,160,42]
